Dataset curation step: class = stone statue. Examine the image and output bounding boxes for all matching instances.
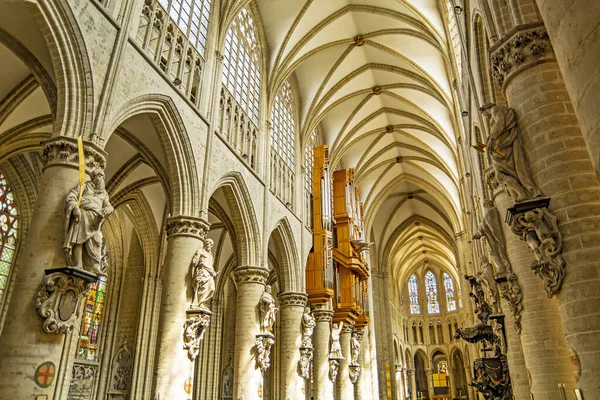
[191,239,218,309]
[64,168,113,275]
[301,307,316,348]
[329,322,344,360]
[473,200,511,273]
[255,336,275,372]
[259,285,278,333]
[222,356,233,396]
[480,103,542,202]
[477,256,500,315]
[350,332,361,364]
[490,319,506,355]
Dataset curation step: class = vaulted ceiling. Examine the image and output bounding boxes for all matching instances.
[249,0,464,285]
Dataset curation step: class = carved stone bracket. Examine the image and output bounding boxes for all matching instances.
[349,363,361,384]
[506,198,565,297]
[495,272,523,334]
[166,215,209,240]
[42,137,107,171]
[183,308,211,361]
[277,292,307,308]
[35,267,98,334]
[298,347,313,379]
[233,266,269,285]
[255,333,275,374]
[329,357,342,382]
[490,23,554,88]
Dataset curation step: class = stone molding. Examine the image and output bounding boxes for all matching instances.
[490,23,554,88]
[233,266,269,284]
[277,292,307,308]
[312,309,334,322]
[165,215,209,240]
[42,136,107,171]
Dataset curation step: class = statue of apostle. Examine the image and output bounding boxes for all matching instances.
[191,239,218,310]
[301,307,316,348]
[64,168,113,275]
[473,200,511,273]
[480,103,542,202]
[259,285,278,333]
[329,322,344,359]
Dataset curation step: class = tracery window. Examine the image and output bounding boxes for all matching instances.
[76,247,108,361]
[157,0,211,55]
[408,274,420,314]
[270,80,296,207]
[426,271,440,314]
[0,174,17,304]
[222,7,260,123]
[304,130,318,228]
[444,272,457,312]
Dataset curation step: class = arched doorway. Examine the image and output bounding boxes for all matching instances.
[414,351,428,399]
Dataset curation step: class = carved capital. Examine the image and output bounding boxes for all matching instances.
[166,216,209,240]
[233,266,269,284]
[42,137,107,171]
[35,267,97,334]
[277,291,307,308]
[506,199,565,297]
[312,309,334,323]
[341,323,355,334]
[490,23,554,88]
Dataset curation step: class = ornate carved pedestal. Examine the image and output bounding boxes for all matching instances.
[183,308,212,361]
[255,333,275,374]
[506,198,565,297]
[35,267,98,334]
[298,347,313,379]
[329,356,343,382]
[494,272,523,334]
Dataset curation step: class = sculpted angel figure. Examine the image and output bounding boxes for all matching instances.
[191,239,218,309]
[480,103,542,202]
[64,168,113,275]
[329,322,344,359]
[259,285,278,333]
[473,200,511,273]
[301,307,316,348]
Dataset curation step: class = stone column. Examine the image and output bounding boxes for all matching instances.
[154,216,208,399]
[277,292,307,400]
[335,323,354,398]
[232,266,269,399]
[312,308,334,400]
[353,330,367,400]
[491,22,600,398]
[408,368,417,400]
[0,138,106,399]
[425,368,434,399]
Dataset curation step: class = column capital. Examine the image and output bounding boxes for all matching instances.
[42,136,107,171]
[341,323,355,334]
[165,215,209,240]
[312,309,334,322]
[233,266,269,285]
[277,291,307,308]
[490,22,554,88]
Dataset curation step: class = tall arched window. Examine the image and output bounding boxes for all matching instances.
[157,0,212,54]
[270,80,296,207]
[222,7,260,123]
[445,1,463,82]
[0,174,17,304]
[304,130,318,228]
[408,274,420,314]
[425,271,440,314]
[443,272,457,312]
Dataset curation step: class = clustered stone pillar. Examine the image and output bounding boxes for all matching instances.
[335,323,354,399]
[277,292,307,400]
[154,216,208,399]
[491,21,600,399]
[0,138,106,399]
[408,368,417,400]
[232,266,269,399]
[312,308,334,399]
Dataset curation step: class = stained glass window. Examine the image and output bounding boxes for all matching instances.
[222,7,260,123]
[408,274,420,314]
[438,360,448,374]
[76,247,108,362]
[271,80,296,168]
[444,272,457,312]
[0,174,17,304]
[426,271,440,314]
[157,0,212,55]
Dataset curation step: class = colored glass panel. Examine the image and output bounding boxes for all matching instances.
[0,174,17,304]
[444,272,457,312]
[408,274,420,314]
[426,271,440,314]
[76,276,107,361]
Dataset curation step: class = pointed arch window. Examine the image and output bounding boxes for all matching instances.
[0,174,17,304]
[444,272,457,312]
[270,80,296,208]
[425,271,440,314]
[408,274,420,314]
[157,0,212,55]
[222,7,260,123]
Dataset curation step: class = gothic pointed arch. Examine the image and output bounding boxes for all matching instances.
[267,217,300,292]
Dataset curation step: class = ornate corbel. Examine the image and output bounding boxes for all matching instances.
[506,198,565,297]
[183,309,211,361]
[35,267,98,334]
[494,272,523,334]
[255,333,275,373]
